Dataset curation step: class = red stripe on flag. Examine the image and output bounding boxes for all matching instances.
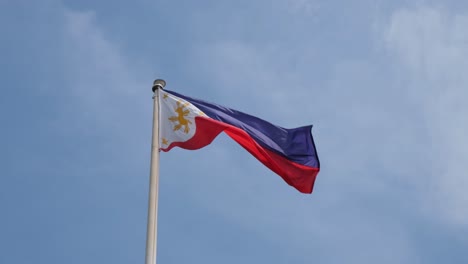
[161,116,319,193]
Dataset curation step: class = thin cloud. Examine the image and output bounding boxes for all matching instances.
[25,2,466,263]
[385,6,468,227]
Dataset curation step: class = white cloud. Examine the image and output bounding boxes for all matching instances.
[385,6,468,226]
[45,3,467,263]
[60,8,151,127]
[51,7,155,186]
[287,0,320,16]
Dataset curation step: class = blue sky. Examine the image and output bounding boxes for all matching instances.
[1,0,468,263]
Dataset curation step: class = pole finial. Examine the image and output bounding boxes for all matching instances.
[152,79,166,92]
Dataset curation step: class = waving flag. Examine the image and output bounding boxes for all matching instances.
[159,89,320,193]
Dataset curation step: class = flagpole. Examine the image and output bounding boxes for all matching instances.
[145,79,166,264]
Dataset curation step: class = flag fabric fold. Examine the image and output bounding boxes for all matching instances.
[158,89,320,193]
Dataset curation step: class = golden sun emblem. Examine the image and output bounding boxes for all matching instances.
[168,101,192,133]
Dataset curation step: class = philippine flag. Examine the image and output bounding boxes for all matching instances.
[159,89,320,193]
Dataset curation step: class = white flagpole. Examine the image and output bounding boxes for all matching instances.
[145,79,166,264]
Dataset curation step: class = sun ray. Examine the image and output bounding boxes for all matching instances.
[168,100,193,133]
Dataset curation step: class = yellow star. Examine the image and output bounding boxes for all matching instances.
[163,93,168,99]
[161,138,169,145]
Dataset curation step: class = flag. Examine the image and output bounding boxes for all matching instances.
[158,89,320,193]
